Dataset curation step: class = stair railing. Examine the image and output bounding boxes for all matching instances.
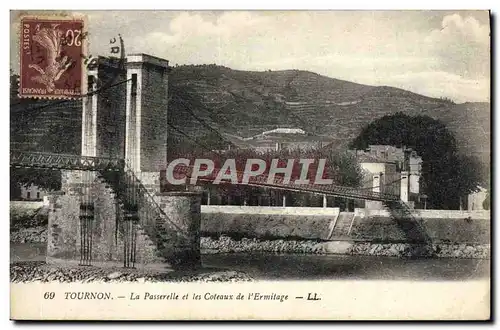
[98,161,190,266]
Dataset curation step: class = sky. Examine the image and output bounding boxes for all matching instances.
[10,10,490,103]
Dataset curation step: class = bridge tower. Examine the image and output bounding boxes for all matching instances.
[45,53,202,270]
[81,57,127,159]
[81,54,169,191]
[125,54,170,193]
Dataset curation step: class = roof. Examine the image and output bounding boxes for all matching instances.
[250,134,333,143]
[261,128,306,135]
[127,54,169,68]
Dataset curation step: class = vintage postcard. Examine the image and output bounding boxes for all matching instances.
[9,10,491,320]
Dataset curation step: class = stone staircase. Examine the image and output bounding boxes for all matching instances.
[331,212,355,238]
[96,169,184,267]
[98,175,165,267]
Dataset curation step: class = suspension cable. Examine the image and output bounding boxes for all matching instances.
[10,78,132,115]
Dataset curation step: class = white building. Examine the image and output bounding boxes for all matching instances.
[356,154,400,210]
[20,184,47,200]
[224,129,332,153]
[468,186,488,211]
[352,145,422,209]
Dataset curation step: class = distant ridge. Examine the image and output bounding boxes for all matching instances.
[10,64,490,167]
[169,65,490,164]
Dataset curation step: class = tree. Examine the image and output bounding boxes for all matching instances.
[350,112,484,209]
[10,168,61,193]
[10,174,22,200]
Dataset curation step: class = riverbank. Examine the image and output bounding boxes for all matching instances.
[201,236,490,259]
[11,226,47,244]
[11,226,490,259]
[10,261,253,283]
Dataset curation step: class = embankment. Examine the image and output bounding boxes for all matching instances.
[11,203,491,259]
[201,206,490,259]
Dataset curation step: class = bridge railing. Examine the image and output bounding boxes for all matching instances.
[98,161,189,255]
[10,150,124,171]
[10,150,400,202]
[172,164,400,202]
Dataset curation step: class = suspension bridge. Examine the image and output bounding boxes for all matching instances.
[10,150,402,202]
[10,53,433,269]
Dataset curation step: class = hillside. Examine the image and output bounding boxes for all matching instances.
[10,65,490,167]
[169,65,490,164]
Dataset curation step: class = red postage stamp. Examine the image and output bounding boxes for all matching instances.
[19,15,86,99]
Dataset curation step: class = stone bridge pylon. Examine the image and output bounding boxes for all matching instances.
[47,54,202,270]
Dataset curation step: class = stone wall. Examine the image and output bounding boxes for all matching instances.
[201,206,490,244]
[202,205,340,216]
[349,216,490,244]
[48,170,163,268]
[47,171,203,269]
[87,176,121,261]
[138,61,169,172]
[202,206,340,240]
[351,208,490,243]
[154,192,202,268]
[47,192,80,260]
[360,208,490,219]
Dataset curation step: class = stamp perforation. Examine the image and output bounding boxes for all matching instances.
[17,13,88,100]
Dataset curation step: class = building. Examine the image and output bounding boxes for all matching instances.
[355,153,400,210]
[468,186,488,211]
[223,128,332,153]
[20,184,47,200]
[351,145,423,209]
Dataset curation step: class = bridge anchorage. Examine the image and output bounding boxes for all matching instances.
[11,54,434,270]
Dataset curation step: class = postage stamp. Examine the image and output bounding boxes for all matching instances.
[18,15,87,99]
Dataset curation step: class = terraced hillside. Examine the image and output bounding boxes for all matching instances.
[10,99,82,154]
[10,66,490,168]
[169,65,490,165]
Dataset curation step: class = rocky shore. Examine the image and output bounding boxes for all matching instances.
[12,227,490,259]
[201,236,490,259]
[10,261,253,283]
[10,226,47,244]
[348,241,490,259]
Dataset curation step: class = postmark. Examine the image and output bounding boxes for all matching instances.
[82,34,126,95]
[19,15,87,99]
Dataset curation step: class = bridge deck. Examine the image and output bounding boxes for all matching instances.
[10,150,400,202]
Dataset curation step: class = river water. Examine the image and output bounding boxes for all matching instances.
[11,243,489,281]
[202,253,490,281]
